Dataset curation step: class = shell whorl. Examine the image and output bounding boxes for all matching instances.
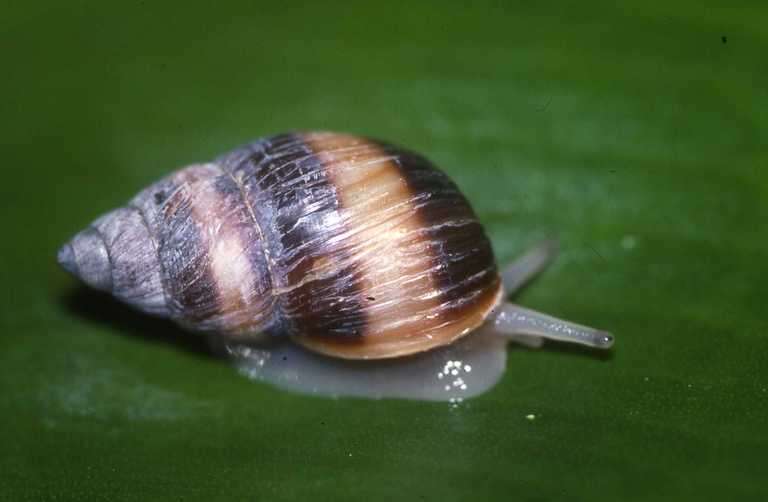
[60,132,502,359]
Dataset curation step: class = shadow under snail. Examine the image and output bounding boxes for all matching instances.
[57,131,613,401]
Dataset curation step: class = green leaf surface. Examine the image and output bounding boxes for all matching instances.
[2,1,767,500]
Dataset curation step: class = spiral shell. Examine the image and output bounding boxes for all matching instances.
[59,132,502,359]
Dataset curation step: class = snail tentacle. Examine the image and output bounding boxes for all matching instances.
[490,302,614,349]
[501,239,559,297]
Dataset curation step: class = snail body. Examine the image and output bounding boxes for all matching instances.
[59,131,612,400]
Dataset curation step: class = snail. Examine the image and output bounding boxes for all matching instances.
[58,131,613,401]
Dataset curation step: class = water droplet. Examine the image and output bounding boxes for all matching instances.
[621,235,637,250]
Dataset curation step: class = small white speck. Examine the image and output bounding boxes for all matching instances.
[621,235,637,250]
[688,384,693,389]
[451,369,459,376]
[444,385,451,391]
[526,414,536,421]
[464,365,472,372]
[643,377,649,382]
[437,372,444,379]
[460,384,467,390]
[348,453,352,457]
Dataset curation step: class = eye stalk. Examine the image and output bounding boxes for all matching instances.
[596,333,615,349]
[492,303,614,350]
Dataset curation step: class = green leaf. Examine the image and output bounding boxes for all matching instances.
[2,1,767,500]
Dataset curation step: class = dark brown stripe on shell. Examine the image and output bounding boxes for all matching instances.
[294,133,434,358]
[218,133,369,340]
[154,165,222,327]
[209,173,277,335]
[214,131,500,358]
[129,173,188,314]
[372,141,501,323]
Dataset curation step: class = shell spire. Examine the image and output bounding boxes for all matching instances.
[58,206,169,317]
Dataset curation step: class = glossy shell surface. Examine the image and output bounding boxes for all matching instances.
[61,132,502,359]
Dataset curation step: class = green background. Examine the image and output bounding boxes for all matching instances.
[2,1,767,500]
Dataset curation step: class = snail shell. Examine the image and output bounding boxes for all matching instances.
[59,132,502,360]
